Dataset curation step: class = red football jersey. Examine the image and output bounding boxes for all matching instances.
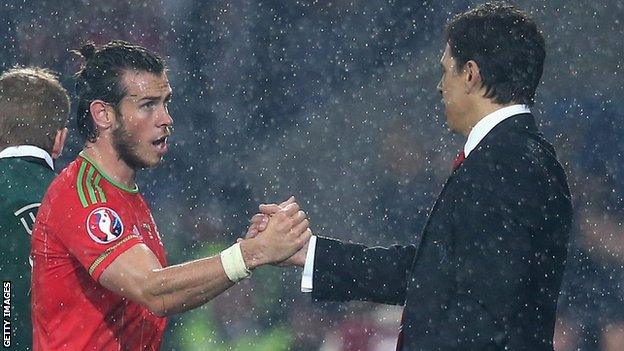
[31,153,168,350]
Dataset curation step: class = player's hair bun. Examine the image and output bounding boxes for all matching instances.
[77,43,96,60]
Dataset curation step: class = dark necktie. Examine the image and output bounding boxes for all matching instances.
[452,150,466,171]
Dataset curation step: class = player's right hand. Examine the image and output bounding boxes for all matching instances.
[254,202,311,265]
[245,196,296,238]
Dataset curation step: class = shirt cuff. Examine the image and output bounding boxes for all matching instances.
[300,235,317,293]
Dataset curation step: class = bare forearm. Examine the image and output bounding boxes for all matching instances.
[101,203,310,317]
[145,255,234,316]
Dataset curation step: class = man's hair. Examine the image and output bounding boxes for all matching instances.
[0,67,70,152]
[444,2,545,105]
[73,40,166,142]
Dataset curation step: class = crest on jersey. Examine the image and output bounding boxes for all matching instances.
[86,207,124,244]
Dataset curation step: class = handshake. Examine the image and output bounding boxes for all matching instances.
[237,196,312,271]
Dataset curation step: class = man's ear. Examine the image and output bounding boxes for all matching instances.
[464,60,482,93]
[89,100,116,132]
[51,127,68,159]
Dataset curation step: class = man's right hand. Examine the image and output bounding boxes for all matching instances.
[240,202,311,269]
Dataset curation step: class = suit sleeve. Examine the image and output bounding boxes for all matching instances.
[311,236,416,305]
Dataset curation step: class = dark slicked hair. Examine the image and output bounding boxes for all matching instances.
[444,2,545,106]
[73,40,166,142]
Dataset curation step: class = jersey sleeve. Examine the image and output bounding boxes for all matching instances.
[56,201,144,281]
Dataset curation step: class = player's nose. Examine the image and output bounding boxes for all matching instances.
[157,108,173,128]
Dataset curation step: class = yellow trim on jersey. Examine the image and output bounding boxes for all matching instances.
[88,234,140,276]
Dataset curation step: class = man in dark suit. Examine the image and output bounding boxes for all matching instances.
[250,2,572,350]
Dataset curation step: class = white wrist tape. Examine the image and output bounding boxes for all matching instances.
[220,242,251,283]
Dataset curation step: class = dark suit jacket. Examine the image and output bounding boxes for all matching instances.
[312,114,573,350]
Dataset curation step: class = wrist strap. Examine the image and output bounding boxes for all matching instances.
[220,242,251,283]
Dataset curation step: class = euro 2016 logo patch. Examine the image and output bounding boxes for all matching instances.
[86,207,124,244]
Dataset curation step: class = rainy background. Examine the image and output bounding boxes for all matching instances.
[1,0,623,350]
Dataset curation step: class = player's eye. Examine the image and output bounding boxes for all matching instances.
[142,101,157,109]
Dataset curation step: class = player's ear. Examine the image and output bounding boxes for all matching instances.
[90,100,115,131]
[51,127,68,160]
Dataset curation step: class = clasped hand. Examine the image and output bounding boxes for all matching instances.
[243,196,311,267]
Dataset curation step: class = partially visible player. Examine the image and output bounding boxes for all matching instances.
[0,67,70,350]
[30,41,311,351]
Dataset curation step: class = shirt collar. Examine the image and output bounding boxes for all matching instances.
[0,145,54,170]
[464,104,531,157]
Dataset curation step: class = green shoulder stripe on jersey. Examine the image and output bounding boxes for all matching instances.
[76,162,108,208]
[85,165,98,204]
[88,234,140,276]
[94,174,107,202]
[79,151,139,194]
[77,161,89,207]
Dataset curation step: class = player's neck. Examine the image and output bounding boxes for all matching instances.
[82,143,137,189]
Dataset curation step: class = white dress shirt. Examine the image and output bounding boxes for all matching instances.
[300,104,531,292]
[0,145,54,170]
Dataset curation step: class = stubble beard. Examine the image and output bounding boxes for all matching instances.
[112,115,155,170]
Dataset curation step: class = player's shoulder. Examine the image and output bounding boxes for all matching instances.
[40,156,112,230]
[0,157,53,206]
[50,153,132,209]
[46,157,81,198]
[0,157,55,188]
